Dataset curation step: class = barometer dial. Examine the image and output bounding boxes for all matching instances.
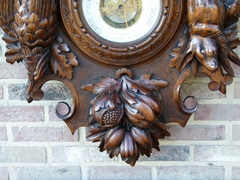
[82,0,162,43]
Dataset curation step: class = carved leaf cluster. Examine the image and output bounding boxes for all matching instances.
[83,70,170,166]
[50,37,78,80]
[169,29,190,72]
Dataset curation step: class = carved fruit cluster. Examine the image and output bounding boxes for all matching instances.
[82,69,170,166]
[102,105,123,126]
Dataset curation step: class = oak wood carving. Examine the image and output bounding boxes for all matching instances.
[0,0,239,166]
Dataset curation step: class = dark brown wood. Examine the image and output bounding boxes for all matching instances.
[82,68,170,166]
[0,0,239,166]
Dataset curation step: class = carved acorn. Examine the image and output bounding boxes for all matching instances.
[131,127,152,149]
[102,126,125,150]
[123,91,162,128]
[120,131,138,159]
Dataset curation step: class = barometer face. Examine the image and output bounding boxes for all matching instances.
[82,0,162,43]
[60,0,183,65]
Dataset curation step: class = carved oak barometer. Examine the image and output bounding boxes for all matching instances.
[0,0,240,166]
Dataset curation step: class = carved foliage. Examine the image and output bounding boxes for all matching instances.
[50,37,78,80]
[82,69,170,166]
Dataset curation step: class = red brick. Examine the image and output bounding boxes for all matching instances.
[166,125,225,140]
[194,104,240,121]
[194,146,240,161]
[0,167,9,180]
[232,167,240,180]
[12,126,78,142]
[15,166,81,180]
[87,166,152,180]
[233,125,240,141]
[0,106,44,122]
[0,62,28,79]
[41,83,71,100]
[0,126,7,141]
[52,146,112,163]
[0,146,46,163]
[8,82,71,101]
[234,82,240,99]
[232,61,240,78]
[139,146,189,161]
[49,105,62,122]
[181,82,225,100]
[8,84,26,100]
[156,166,224,180]
[0,48,3,59]
[0,84,3,99]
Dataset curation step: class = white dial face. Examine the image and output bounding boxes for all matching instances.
[82,0,162,43]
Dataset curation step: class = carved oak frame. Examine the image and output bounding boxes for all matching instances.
[0,0,240,166]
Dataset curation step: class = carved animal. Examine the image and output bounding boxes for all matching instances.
[187,0,240,74]
[171,0,240,78]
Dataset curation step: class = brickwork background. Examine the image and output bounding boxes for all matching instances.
[0,20,239,180]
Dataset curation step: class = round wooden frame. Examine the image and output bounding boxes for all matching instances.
[60,0,183,66]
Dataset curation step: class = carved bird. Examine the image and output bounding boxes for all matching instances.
[0,0,23,63]
[0,0,78,102]
[14,0,58,101]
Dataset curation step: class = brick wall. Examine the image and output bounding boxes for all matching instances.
[0,20,239,179]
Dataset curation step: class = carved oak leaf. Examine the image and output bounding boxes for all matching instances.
[3,33,23,63]
[224,22,240,48]
[50,37,78,80]
[82,77,120,95]
[224,0,240,27]
[169,29,189,72]
[83,69,170,166]
[138,74,169,92]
